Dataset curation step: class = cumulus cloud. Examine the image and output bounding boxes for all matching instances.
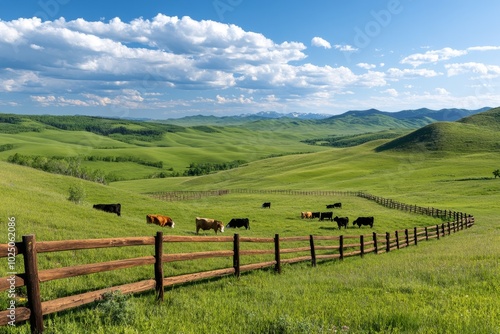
[445,62,500,78]
[2,14,498,115]
[387,68,441,78]
[357,63,376,70]
[401,45,500,67]
[383,88,399,97]
[311,37,331,49]
[401,47,467,67]
[334,44,358,52]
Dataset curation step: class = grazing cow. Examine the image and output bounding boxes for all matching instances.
[147,214,175,228]
[262,202,271,209]
[196,217,225,234]
[319,211,333,221]
[226,218,250,230]
[301,211,313,219]
[93,203,121,216]
[311,212,321,219]
[326,202,342,209]
[353,216,374,228]
[333,216,349,229]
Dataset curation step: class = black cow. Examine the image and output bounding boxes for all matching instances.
[311,212,321,219]
[326,202,342,209]
[353,216,374,228]
[262,202,271,209]
[93,203,121,216]
[226,218,250,230]
[333,216,349,229]
[319,211,333,221]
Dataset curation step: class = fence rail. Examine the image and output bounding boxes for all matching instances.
[1,190,475,333]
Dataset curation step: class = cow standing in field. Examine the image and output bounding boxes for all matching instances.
[93,203,121,216]
[196,217,225,234]
[333,216,349,229]
[353,216,374,228]
[147,214,175,228]
[301,211,313,219]
[226,218,250,230]
[262,202,271,209]
[326,203,342,209]
[311,212,321,219]
[319,211,333,221]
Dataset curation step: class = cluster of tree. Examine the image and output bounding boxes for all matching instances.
[183,160,246,176]
[0,144,14,152]
[83,155,163,168]
[29,115,184,142]
[301,131,404,148]
[7,153,109,184]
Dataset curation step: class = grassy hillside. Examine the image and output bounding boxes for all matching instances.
[375,107,500,152]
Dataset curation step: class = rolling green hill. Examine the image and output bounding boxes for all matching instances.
[375,107,500,152]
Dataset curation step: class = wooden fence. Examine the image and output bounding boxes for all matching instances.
[1,192,475,333]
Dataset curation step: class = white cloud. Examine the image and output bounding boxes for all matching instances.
[446,62,500,78]
[435,88,450,95]
[334,44,358,52]
[387,68,441,78]
[357,63,376,70]
[311,37,331,49]
[383,88,399,97]
[466,46,500,52]
[401,47,467,67]
[401,45,500,67]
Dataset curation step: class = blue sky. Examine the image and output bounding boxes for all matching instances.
[1,0,500,119]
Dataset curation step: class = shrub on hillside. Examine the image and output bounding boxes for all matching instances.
[68,184,85,204]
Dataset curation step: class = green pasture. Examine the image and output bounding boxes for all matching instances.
[1,143,499,332]
[1,110,499,333]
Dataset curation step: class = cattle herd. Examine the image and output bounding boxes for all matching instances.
[301,203,374,230]
[92,201,375,234]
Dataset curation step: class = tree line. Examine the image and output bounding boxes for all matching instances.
[8,153,110,184]
[183,160,246,176]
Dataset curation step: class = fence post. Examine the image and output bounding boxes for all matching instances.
[395,231,400,249]
[23,235,44,334]
[360,235,364,258]
[339,235,344,260]
[441,223,445,237]
[274,234,281,274]
[414,227,418,246]
[154,231,164,301]
[436,225,440,240]
[233,234,240,278]
[373,232,378,254]
[405,229,409,247]
[386,232,390,252]
[425,227,429,240]
[309,235,316,267]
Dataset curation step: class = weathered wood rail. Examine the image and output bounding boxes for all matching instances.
[1,192,475,333]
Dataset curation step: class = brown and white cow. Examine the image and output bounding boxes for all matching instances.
[146,214,175,228]
[195,217,224,234]
[301,211,313,219]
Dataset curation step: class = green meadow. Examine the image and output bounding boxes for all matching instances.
[0,110,499,333]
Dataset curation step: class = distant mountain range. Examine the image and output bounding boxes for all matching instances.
[163,107,492,126]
